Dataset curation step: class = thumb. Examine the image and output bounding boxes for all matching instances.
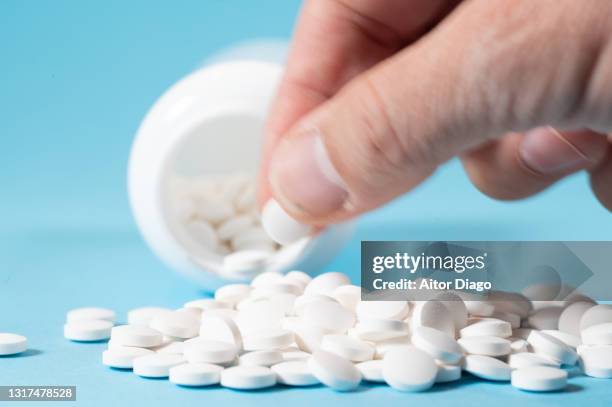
[267,0,612,225]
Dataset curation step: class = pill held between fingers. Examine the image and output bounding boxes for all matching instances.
[102,347,155,369]
[220,366,277,390]
[308,349,361,391]
[66,307,116,323]
[511,366,567,392]
[64,320,114,342]
[463,355,511,381]
[272,361,320,386]
[0,333,28,355]
[261,199,312,245]
[133,353,185,378]
[382,346,437,392]
[169,363,224,386]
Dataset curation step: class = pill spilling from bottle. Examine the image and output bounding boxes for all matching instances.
[61,271,612,392]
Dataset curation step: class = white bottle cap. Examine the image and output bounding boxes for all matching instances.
[128,59,354,291]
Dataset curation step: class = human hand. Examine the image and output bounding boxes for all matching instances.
[258,0,612,225]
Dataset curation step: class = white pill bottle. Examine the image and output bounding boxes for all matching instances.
[128,40,354,291]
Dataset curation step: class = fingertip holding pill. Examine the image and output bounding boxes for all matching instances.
[261,199,312,245]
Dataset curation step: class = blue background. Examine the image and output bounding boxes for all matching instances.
[1,1,611,406]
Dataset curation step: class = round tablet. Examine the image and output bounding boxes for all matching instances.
[150,311,199,339]
[272,361,320,386]
[285,270,312,286]
[155,341,184,355]
[308,349,361,391]
[183,339,238,364]
[458,336,511,356]
[527,330,577,366]
[127,307,173,326]
[382,346,437,392]
[64,320,113,342]
[304,272,351,297]
[110,325,163,348]
[331,285,361,312]
[66,307,116,323]
[184,298,231,311]
[356,360,384,383]
[261,199,312,245]
[282,348,311,362]
[580,304,612,331]
[321,334,374,362]
[169,363,223,386]
[302,301,355,334]
[435,291,469,330]
[243,329,293,351]
[460,319,512,338]
[511,366,567,392]
[102,347,155,369]
[0,333,28,355]
[558,301,595,336]
[464,300,495,317]
[582,322,612,346]
[412,300,455,338]
[540,330,581,348]
[214,284,252,306]
[239,350,283,367]
[412,326,463,364]
[133,353,185,378]
[355,301,409,321]
[435,364,462,383]
[580,345,612,378]
[221,365,277,390]
[508,352,560,369]
[199,313,243,349]
[293,294,337,317]
[510,338,529,353]
[527,307,563,330]
[353,318,409,341]
[463,355,511,381]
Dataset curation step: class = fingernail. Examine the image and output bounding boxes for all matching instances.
[268,128,348,217]
[520,126,592,174]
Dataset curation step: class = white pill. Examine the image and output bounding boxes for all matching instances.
[64,319,113,342]
[508,352,560,369]
[293,324,325,353]
[302,301,355,334]
[321,334,374,362]
[183,339,238,364]
[195,199,233,224]
[460,319,512,338]
[308,349,361,391]
[541,330,581,348]
[527,330,577,366]
[411,326,464,364]
[581,322,612,346]
[412,300,455,338]
[356,360,384,382]
[272,361,320,386]
[435,292,469,330]
[217,214,253,241]
[511,366,567,392]
[110,325,163,348]
[150,311,199,339]
[435,364,462,383]
[102,347,154,368]
[558,301,595,336]
[169,363,223,386]
[282,348,311,362]
[463,355,511,381]
[127,307,173,326]
[488,291,532,318]
[156,341,184,355]
[285,270,312,286]
[527,307,563,330]
[261,199,312,245]
[224,250,271,273]
[221,365,276,390]
[184,299,230,311]
[243,329,293,351]
[239,350,283,367]
[304,272,351,296]
[580,304,612,331]
[251,282,301,298]
[66,307,116,323]
[236,301,284,335]
[464,300,495,317]
[0,333,28,355]
[331,285,362,312]
[133,353,185,378]
[353,318,409,341]
[356,301,409,321]
[458,336,511,356]
[199,313,243,350]
[374,335,411,359]
[214,284,252,306]
[512,328,534,340]
[510,338,529,353]
[580,345,612,378]
[293,294,337,317]
[382,346,437,392]
[491,311,521,329]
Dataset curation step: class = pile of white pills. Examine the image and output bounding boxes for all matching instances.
[64,271,612,393]
[169,174,312,279]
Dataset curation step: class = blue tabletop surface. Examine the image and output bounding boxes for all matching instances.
[1,1,611,406]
